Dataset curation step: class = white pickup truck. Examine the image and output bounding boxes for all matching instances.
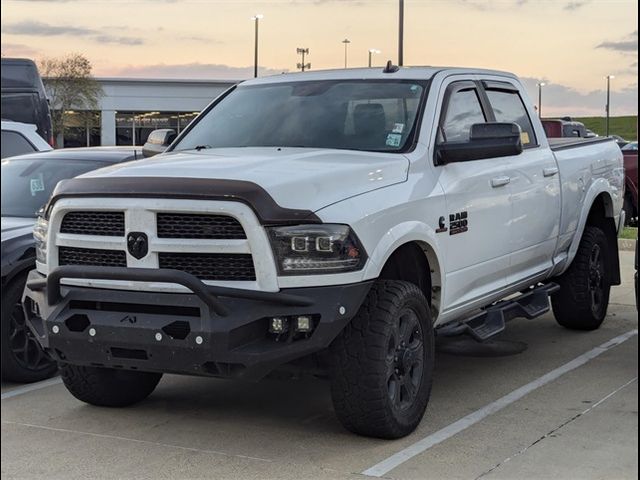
[23,65,625,439]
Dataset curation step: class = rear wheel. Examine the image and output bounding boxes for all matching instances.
[60,364,162,407]
[1,273,57,383]
[329,280,434,439]
[552,226,611,330]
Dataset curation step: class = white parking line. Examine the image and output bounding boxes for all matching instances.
[362,329,638,478]
[1,377,62,401]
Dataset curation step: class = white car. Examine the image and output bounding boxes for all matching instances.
[1,120,52,159]
[23,66,624,439]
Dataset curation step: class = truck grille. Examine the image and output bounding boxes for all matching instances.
[58,247,127,267]
[60,212,125,236]
[156,213,246,239]
[158,252,256,281]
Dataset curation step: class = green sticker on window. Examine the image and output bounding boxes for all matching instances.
[386,133,402,147]
[30,174,45,197]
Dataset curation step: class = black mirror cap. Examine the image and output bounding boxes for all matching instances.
[142,128,177,158]
[436,122,523,165]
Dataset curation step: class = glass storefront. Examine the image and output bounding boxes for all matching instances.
[60,110,101,148]
[115,111,199,146]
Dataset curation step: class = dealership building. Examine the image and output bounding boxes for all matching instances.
[45,77,236,148]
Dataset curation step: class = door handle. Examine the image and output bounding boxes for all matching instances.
[491,176,510,187]
[543,167,559,177]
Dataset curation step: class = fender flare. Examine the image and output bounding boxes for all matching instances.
[561,180,616,275]
[362,221,444,315]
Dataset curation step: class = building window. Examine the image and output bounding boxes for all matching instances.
[59,110,101,148]
[115,111,199,146]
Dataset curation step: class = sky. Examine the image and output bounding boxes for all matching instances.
[1,0,637,116]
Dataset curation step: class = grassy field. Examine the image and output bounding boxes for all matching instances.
[574,116,638,140]
[619,227,638,240]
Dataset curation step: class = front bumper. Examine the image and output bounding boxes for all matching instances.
[23,267,372,380]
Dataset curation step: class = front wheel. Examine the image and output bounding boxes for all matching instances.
[1,273,57,383]
[552,225,611,330]
[329,280,434,439]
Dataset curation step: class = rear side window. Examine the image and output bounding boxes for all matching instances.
[440,88,486,143]
[1,131,36,158]
[485,89,537,147]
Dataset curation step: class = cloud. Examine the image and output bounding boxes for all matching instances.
[108,62,290,80]
[0,42,39,57]
[597,30,638,53]
[2,20,144,45]
[3,20,94,36]
[94,34,144,46]
[564,0,589,10]
[521,77,638,116]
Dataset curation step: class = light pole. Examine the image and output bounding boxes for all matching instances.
[341,39,351,68]
[398,0,404,66]
[368,48,381,67]
[536,82,545,118]
[605,75,614,137]
[251,14,263,78]
[296,48,310,72]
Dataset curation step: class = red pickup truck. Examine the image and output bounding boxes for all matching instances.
[622,141,638,225]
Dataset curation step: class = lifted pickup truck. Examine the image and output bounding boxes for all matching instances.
[23,66,624,439]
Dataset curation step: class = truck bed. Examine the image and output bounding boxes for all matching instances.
[548,137,614,151]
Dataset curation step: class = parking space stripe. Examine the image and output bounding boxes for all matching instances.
[361,329,638,478]
[1,377,62,401]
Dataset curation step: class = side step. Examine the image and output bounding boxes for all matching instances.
[438,283,560,342]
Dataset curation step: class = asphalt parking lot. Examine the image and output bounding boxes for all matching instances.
[1,250,637,480]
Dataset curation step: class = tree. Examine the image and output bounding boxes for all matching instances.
[38,53,103,147]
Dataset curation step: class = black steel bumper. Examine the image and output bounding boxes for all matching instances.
[23,267,372,380]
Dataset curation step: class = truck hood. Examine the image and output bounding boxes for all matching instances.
[81,147,409,212]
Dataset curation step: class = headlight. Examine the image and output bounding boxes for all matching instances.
[267,224,367,275]
[33,215,49,264]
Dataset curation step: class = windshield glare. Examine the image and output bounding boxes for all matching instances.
[173,80,426,153]
[1,158,108,217]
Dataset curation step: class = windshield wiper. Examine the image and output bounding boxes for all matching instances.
[194,145,212,151]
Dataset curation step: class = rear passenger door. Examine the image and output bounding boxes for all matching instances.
[480,80,561,285]
[435,80,512,312]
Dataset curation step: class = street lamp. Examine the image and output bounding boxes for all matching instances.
[341,39,351,68]
[398,0,404,66]
[296,48,310,72]
[251,14,263,78]
[536,82,546,118]
[368,48,381,68]
[606,75,615,137]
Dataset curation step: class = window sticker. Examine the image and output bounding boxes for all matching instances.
[386,133,402,147]
[392,123,405,134]
[520,131,530,145]
[30,174,44,197]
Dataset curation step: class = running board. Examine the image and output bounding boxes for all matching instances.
[438,283,560,342]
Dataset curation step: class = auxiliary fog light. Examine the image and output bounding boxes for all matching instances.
[295,315,313,333]
[269,317,289,334]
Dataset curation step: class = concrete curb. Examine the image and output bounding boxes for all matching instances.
[618,238,636,251]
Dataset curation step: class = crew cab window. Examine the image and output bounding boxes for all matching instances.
[485,89,538,147]
[439,88,486,143]
[1,130,36,159]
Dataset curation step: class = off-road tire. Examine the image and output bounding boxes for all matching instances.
[552,226,611,330]
[329,280,434,439]
[60,364,162,407]
[623,194,636,226]
[1,273,57,383]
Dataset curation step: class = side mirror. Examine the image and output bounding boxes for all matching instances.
[436,122,523,165]
[142,129,177,158]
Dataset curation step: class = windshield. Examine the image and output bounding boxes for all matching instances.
[173,80,427,153]
[1,158,108,217]
[622,141,637,152]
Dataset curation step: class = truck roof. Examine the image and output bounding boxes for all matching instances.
[242,66,517,85]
